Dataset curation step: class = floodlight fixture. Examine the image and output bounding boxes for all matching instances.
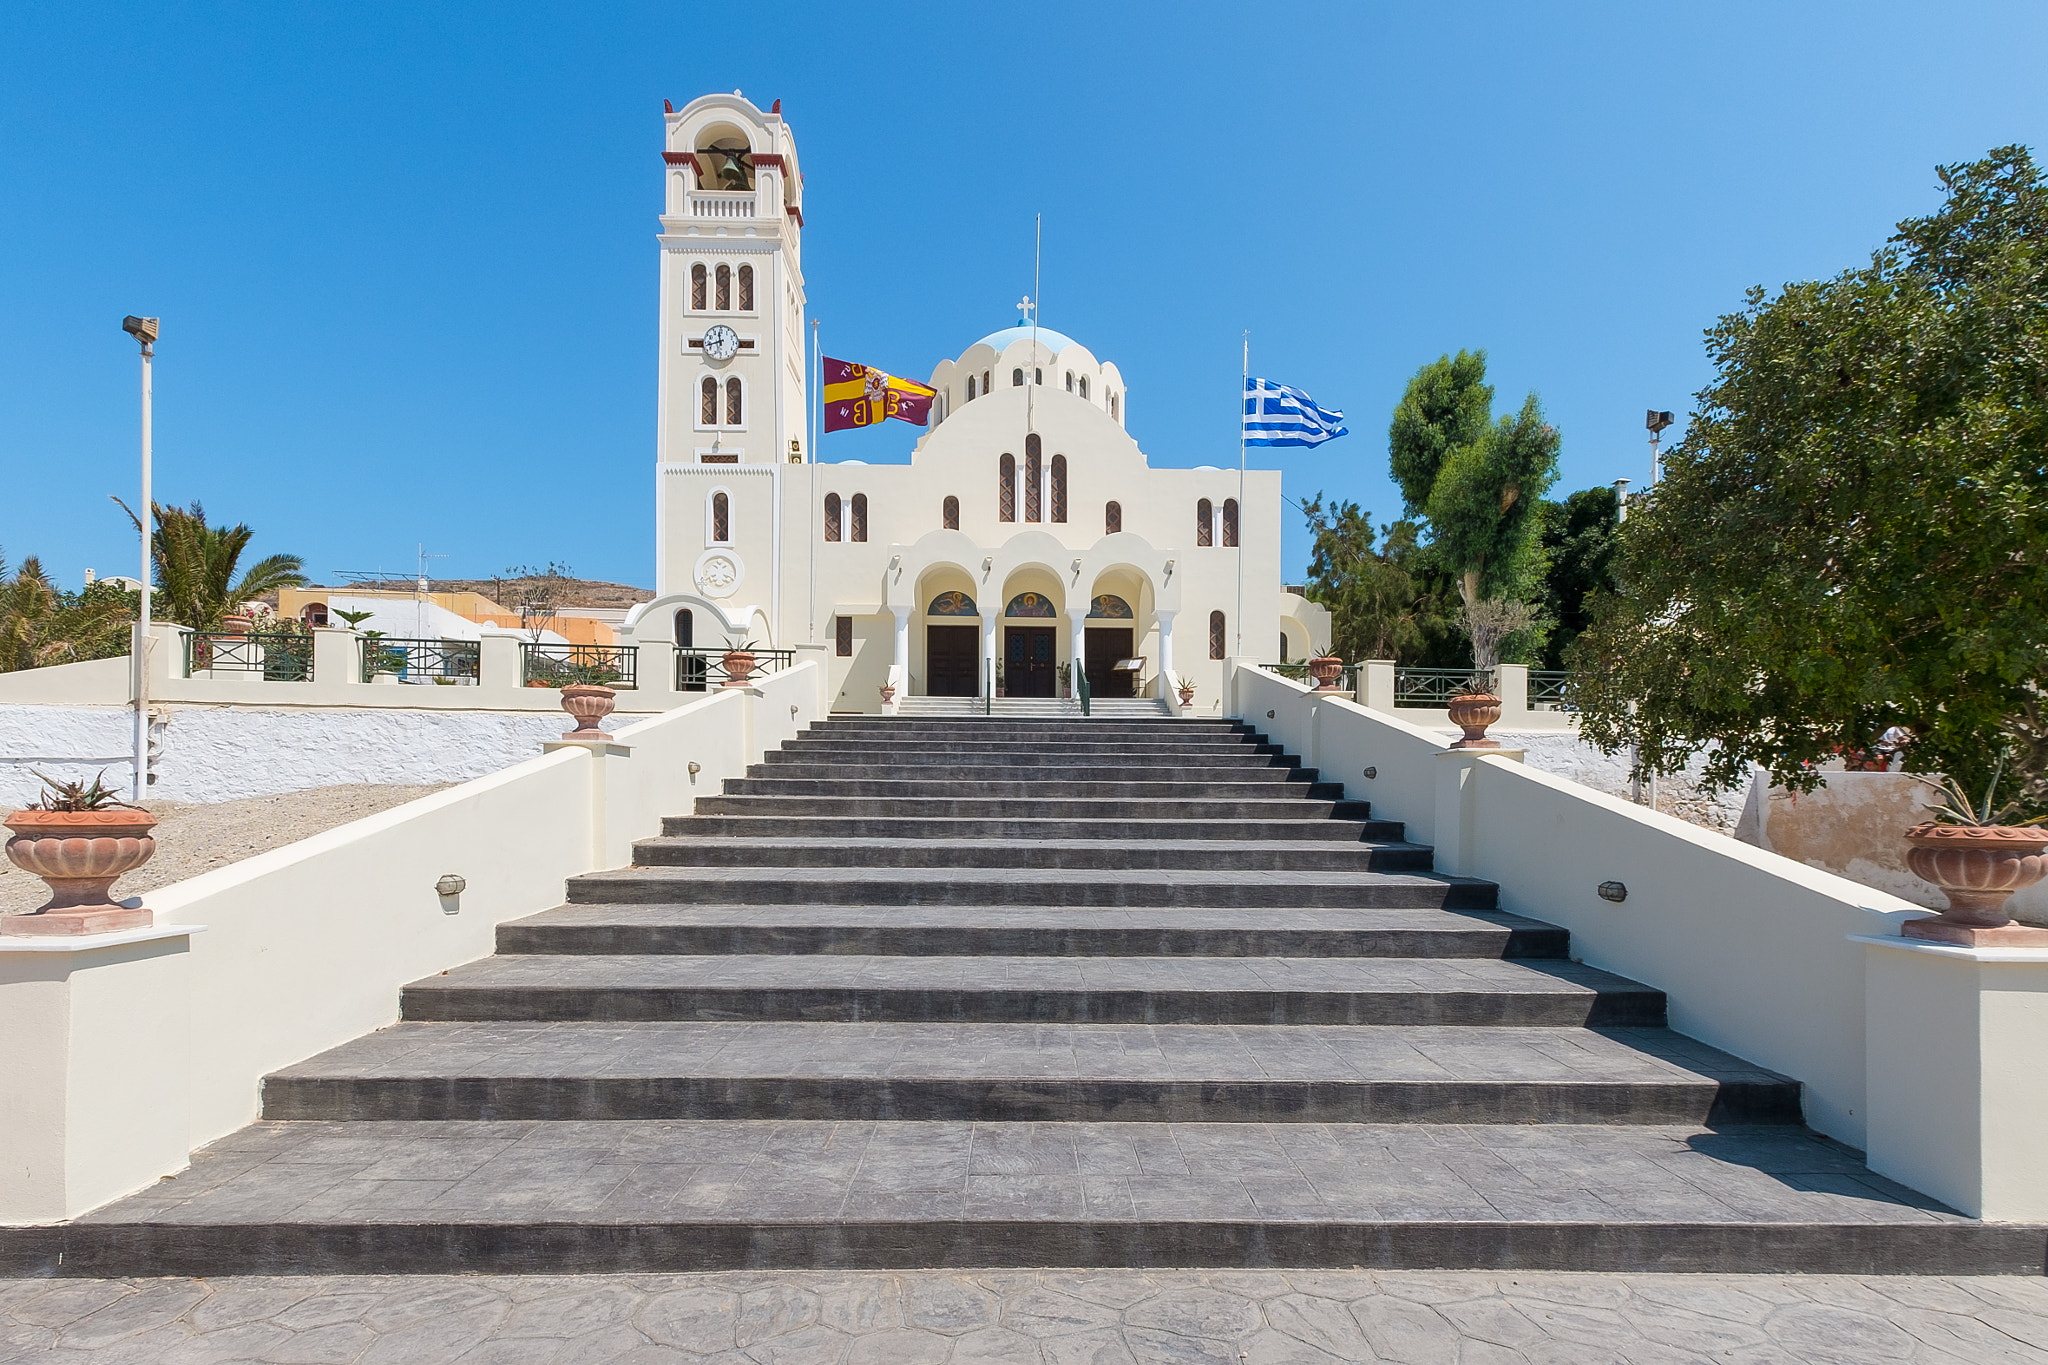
[122,315,159,351]
[1645,409,1675,434]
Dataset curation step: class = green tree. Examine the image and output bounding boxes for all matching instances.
[1536,486,1623,669]
[1389,351,1562,668]
[0,552,136,672]
[1570,146,2048,810]
[1299,499,1465,665]
[116,500,308,631]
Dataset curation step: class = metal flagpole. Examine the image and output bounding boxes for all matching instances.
[123,315,158,803]
[810,318,820,642]
[1234,331,1247,658]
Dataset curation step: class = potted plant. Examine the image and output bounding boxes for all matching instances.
[1901,761,2048,945]
[1055,660,1071,699]
[1306,656,1345,691]
[559,681,617,739]
[1177,679,1196,707]
[3,771,156,936]
[993,661,1006,698]
[879,683,897,704]
[722,638,759,688]
[1445,671,1504,749]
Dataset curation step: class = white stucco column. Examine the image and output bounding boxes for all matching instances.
[1065,607,1088,694]
[890,605,911,680]
[980,612,999,694]
[1156,610,1176,680]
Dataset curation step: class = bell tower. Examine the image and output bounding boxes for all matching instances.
[654,93,807,612]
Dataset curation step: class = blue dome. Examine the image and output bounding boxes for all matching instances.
[972,322,1080,355]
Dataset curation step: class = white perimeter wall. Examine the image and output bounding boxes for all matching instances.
[0,705,590,807]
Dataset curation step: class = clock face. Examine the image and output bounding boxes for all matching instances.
[702,325,740,362]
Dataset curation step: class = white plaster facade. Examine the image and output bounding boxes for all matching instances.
[635,94,1321,712]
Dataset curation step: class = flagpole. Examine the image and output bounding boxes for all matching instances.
[810,317,820,643]
[1235,331,1247,659]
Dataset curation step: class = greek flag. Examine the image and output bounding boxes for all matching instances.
[1243,377,1348,448]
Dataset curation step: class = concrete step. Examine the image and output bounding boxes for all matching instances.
[691,795,1376,821]
[895,698,1174,718]
[813,718,1243,734]
[719,777,1347,799]
[742,764,1323,785]
[758,749,1301,769]
[629,837,1435,874]
[14,1119,2016,1277]
[564,865,1497,910]
[659,815,1406,842]
[260,1021,1801,1126]
[494,904,1565,958]
[398,953,1658,1026]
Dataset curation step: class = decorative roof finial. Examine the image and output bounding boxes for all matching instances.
[663,99,674,113]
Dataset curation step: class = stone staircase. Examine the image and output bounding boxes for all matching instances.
[897,695,1173,718]
[10,717,2038,1277]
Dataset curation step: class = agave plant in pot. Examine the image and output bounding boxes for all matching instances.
[721,638,759,688]
[1901,761,2048,946]
[3,771,157,936]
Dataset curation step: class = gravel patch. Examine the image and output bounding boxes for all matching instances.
[0,783,450,917]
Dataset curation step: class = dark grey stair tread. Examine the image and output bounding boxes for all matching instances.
[693,797,1354,818]
[399,953,1662,1027]
[14,1119,2023,1280]
[721,780,1334,796]
[629,836,1431,872]
[660,817,1402,841]
[496,902,1558,958]
[564,865,1494,910]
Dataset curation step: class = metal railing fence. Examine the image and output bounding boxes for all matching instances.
[520,643,638,689]
[674,647,796,691]
[1393,667,1491,705]
[1263,660,1361,694]
[361,637,481,685]
[1527,669,1575,711]
[184,631,314,682]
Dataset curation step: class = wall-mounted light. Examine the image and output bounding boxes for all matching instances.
[1266,710,1275,720]
[1362,767,1377,780]
[435,873,465,915]
[1597,881,1628,903]
[1163,558,1176,581]
[688,761,702,778]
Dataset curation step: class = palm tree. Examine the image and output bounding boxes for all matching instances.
[0,551,135,672]
[116,500,308,630]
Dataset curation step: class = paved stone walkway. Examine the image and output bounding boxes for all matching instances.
[4,1268,2047,1363]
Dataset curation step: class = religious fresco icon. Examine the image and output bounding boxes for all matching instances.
[1088,594,1134,619]
[1005,592,1056,618]
[928,590,978,616]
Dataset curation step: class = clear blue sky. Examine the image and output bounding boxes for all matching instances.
[4,2,2044,591]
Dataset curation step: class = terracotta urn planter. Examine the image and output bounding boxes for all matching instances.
[722,649,757,688]
[1306,656,1345,691]
[1901,823,2048,943]
[1447,692,1504,749]
[3,808,158,935]
[558,683,617,740]
[220,613,254,635]
[879,684,897,704]
[1177,684,1196,707]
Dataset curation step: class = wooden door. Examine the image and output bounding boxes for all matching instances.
[925,625,980,697]
[1004,626,1056,697]
[1084,628,1135,698]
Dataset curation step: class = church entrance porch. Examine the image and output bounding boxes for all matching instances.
[1084,627,1136,698]
[925,625,979,697]
[1004,626,1056,697]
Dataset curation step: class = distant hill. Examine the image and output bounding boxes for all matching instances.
[292,577,656,611]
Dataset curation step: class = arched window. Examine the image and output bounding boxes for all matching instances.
[674,609,693,646]
[942,495,959,530]
[725,377,743,425]
[998,454,1016,522]
[1024,434,1042,522]
[1279,632,1290,663]
[850,493,868,543]
[737,264,754,311]
[1209,610,1227,660]
[1079,376,1089,400]
[715,263,731,310]
[1012,368,1024,387]
[1110,392,1120,421]
[982,369,991,394]
[1197,499,1214,547]
[1064,371,1074,392]
[1105,500,1122,535]
[691,263,707,310]
[824,492,841,542]
[1050,454,1067,523]
[966,375,977,400]
[711,491,730,543]
[700,377,717,425]
[1034,368,1043,385]
[1222,498,1239,548]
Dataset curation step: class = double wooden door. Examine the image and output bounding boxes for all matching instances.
[1084,627,1135,698]
[1004,626,1056,697]
[925,625,980,697]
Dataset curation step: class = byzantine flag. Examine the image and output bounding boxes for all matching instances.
[823,357,937,432]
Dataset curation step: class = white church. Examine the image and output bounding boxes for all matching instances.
[625,92,1328,711]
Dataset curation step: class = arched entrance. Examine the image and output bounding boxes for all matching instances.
[999,571,1062,698]
[920,571,980,697]
[1083,568,1149,698]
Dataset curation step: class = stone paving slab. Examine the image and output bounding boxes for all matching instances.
[8,1268,2048,1363]
[628,837,1434,872]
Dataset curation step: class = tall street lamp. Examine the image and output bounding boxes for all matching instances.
[122,315,158,802]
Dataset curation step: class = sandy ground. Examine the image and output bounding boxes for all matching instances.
[0,783,450,917]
